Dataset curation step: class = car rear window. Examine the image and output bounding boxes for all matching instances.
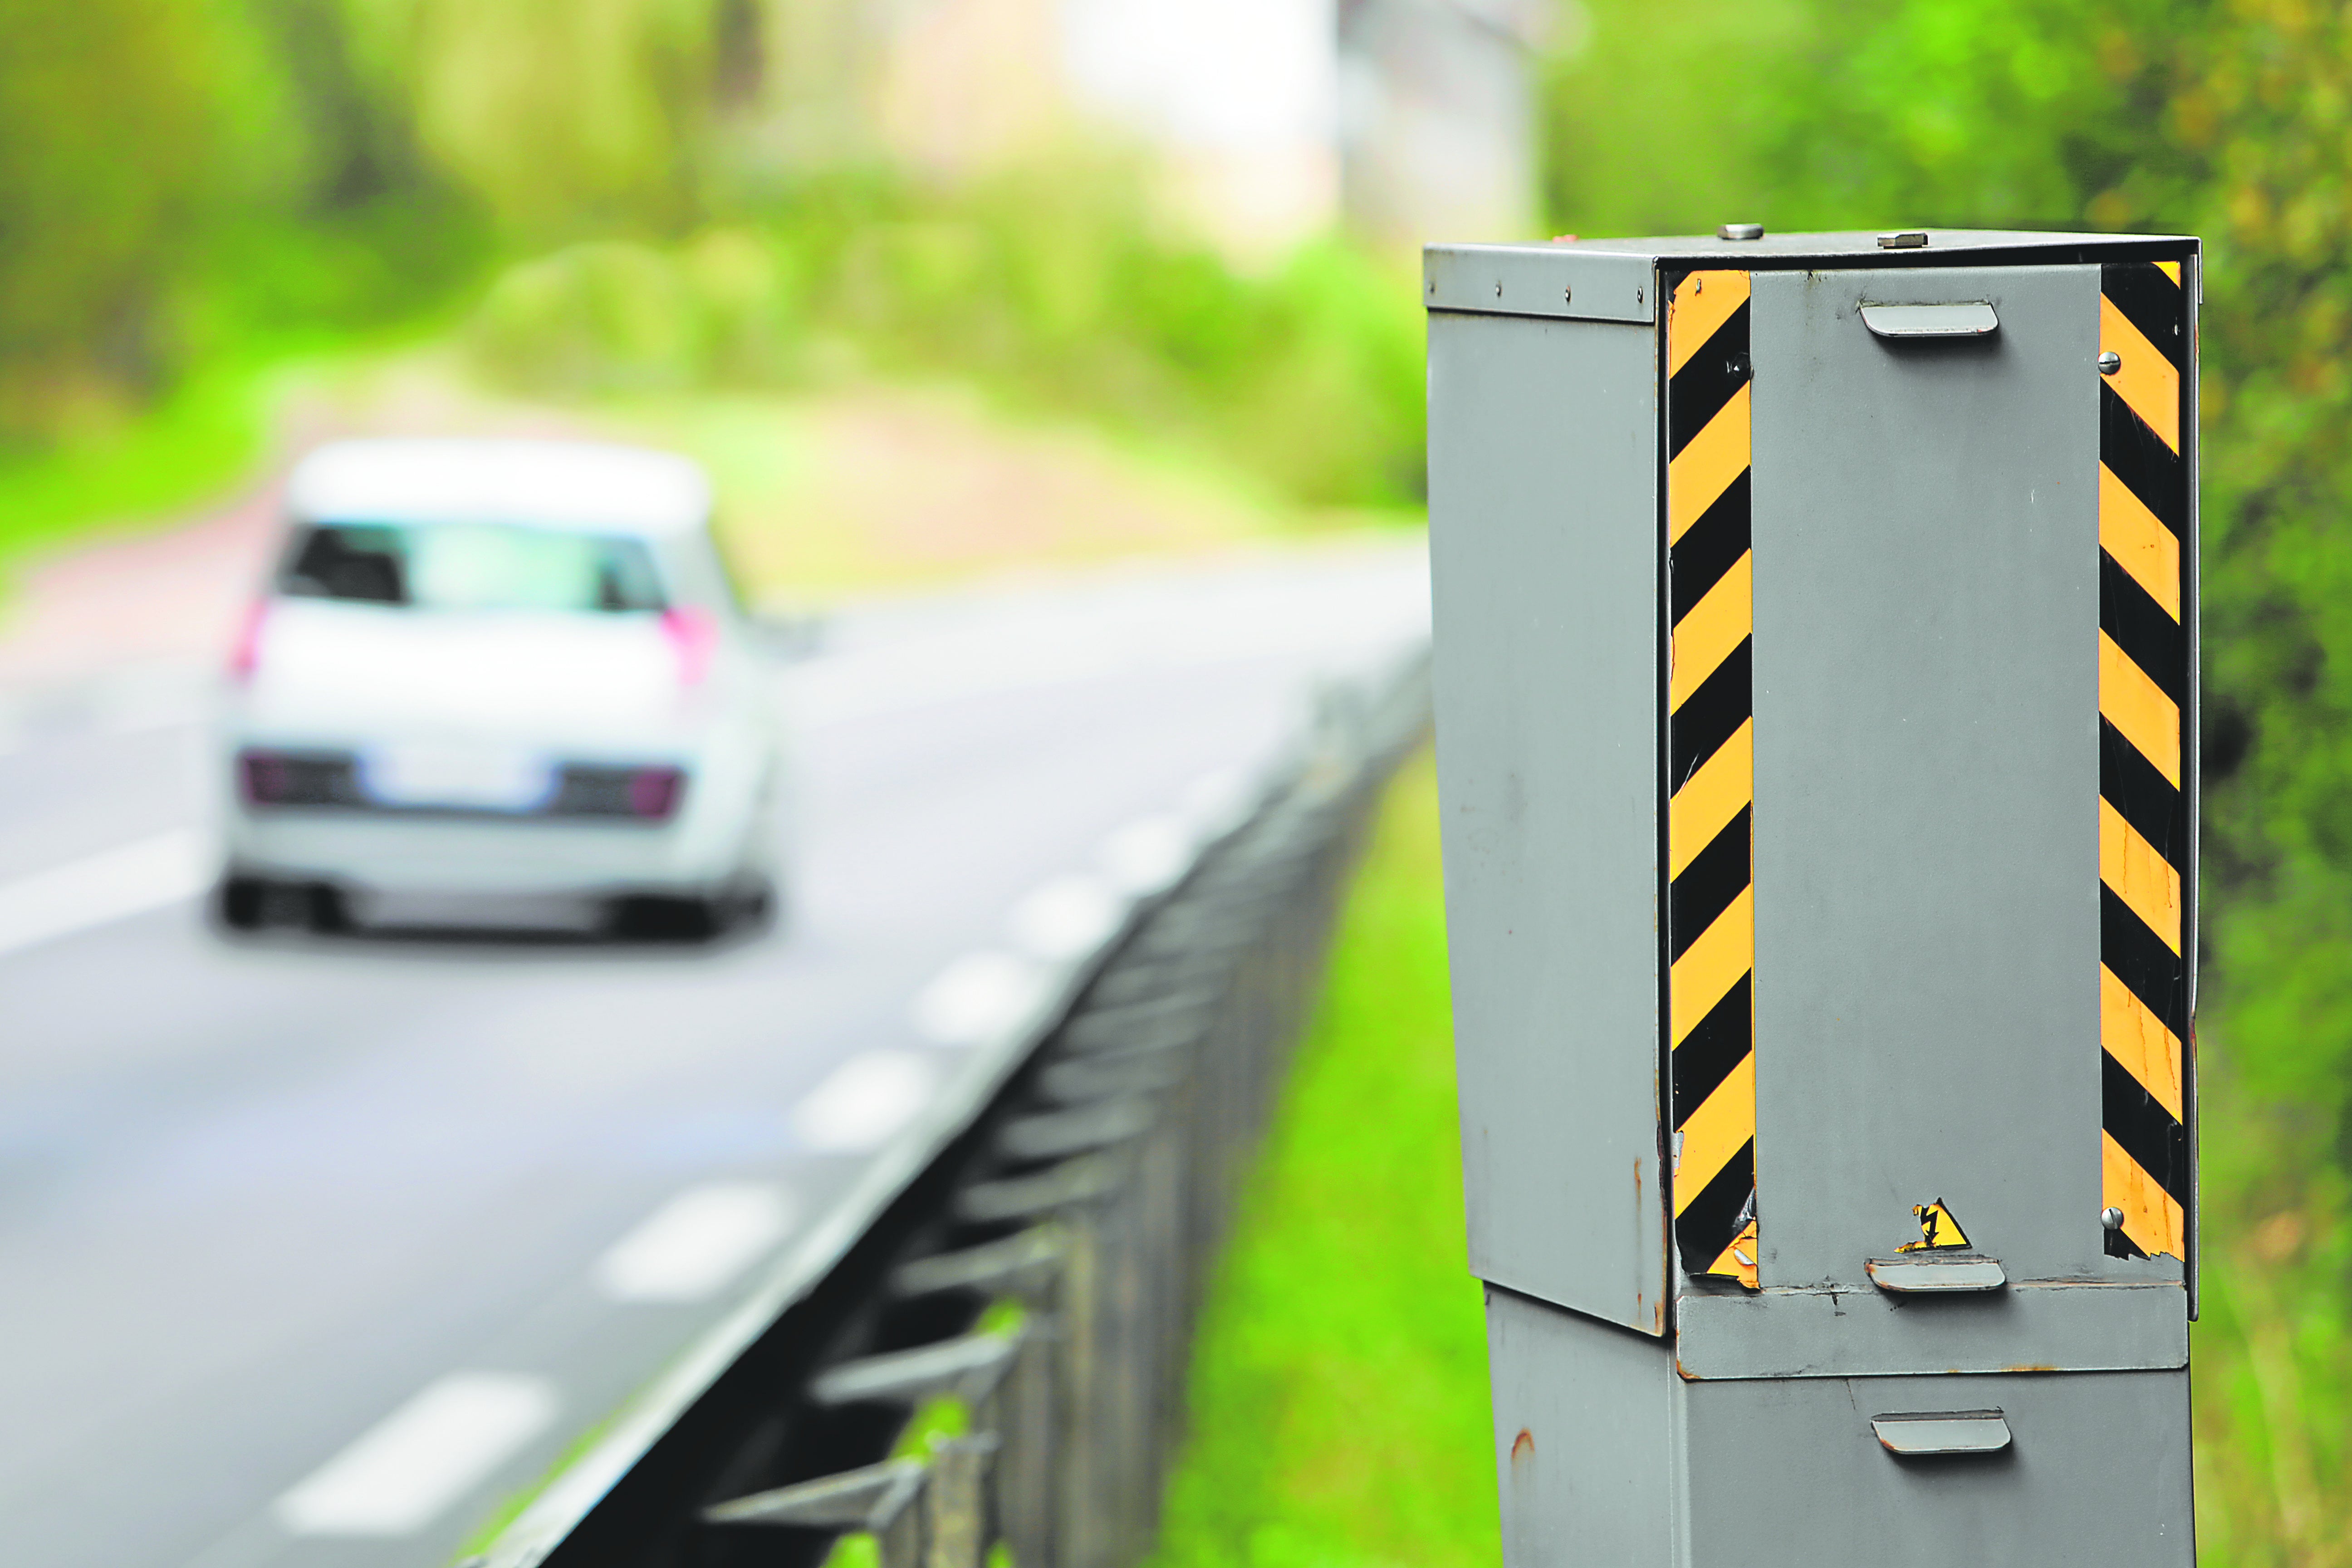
[278,522,668,612]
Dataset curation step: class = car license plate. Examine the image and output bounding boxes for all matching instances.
[359,744,554,811]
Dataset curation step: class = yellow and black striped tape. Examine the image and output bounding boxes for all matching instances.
[2097,259,2190,1262]
[1666,270,1757,1287]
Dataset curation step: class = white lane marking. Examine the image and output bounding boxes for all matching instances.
[0,828,210,960]
[274,1372,559,1538]
[1009,875,1125,962]
[1183,767,1252,837]
[594,1182,798,1304]
[792,1050,936,1153]
[1098,814,1193,895]
[910,951,1050,1047]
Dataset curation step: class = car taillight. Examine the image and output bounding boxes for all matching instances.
[240,750,289,803]
[239,748,360,807]
[628,766,686,819]
[660,606,717,686]
[228,599,271,683]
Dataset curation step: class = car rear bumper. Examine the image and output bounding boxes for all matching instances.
[223,808,752,896]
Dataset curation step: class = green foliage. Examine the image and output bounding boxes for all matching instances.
[0,0,233,434]
[1539,0,1817,237]
[461,166,1427,507]
[373,0,728,236]
[1152,753,1497,1568]
[2162,9,2352,1558]
[0,0,488,513]
[0,0,1424,555]
[1543,0,2211,238]
[472,238,740,393]
[1756,0,2210,231]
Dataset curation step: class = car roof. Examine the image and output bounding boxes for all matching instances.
[286,439,712,537]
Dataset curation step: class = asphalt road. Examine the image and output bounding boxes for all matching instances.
[0,541,1428,1568]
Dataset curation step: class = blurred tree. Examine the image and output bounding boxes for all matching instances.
[254,0,431,213]
[2182,0,2352,1134]
[1538,0,1818,238]
[0,0,230,437]
[362,0,731,235]
[1758,0,2210,230]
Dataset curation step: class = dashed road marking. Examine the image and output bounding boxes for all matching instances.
[1181,767,1251,835]
[791,1050,937,1153]
[911,951,1049,1046]
[1098,814,1192,894]
[1009,875,1123,961]
[274,1372,559,1537]
[594,1182,798,1304]
[0,828,210,960]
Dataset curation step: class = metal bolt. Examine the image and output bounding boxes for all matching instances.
[1718,222,1764,241]
[2098,350,2122,376]
[2101,1206,2126,1230]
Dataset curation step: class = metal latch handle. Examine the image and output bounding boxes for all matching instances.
[1860,302,2000,339]
[1872,1410,2013,1456]
[1864,1254,2006,1293]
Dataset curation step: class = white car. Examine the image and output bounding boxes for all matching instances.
[216,438,785,938]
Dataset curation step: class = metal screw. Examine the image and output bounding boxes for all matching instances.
[1637,288,1644,305]
[1563,284,1573,303]
[2098,350,2122,376]
[1494,279,1503,297]
[2101,1206,2126,1230]
[1719,222,1764,241]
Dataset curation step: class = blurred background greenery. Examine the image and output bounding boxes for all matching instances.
[2,0,2347,1558]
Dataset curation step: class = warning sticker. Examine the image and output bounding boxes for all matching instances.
[1897,1199,1972,1253]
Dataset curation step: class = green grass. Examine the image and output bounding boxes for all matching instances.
[1149,751,1498,1568]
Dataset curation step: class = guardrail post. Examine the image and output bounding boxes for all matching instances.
[923,1433,999,1568]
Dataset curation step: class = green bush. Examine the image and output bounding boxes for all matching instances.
[459,166,1427,510]
[472,240,707,392]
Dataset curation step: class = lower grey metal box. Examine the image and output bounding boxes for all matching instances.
[1486,1286,2193,1568]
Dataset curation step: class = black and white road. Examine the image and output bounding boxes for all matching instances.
[0,541,1428,1568]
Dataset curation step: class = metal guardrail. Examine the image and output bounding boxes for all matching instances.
[472,650,1431,1568]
